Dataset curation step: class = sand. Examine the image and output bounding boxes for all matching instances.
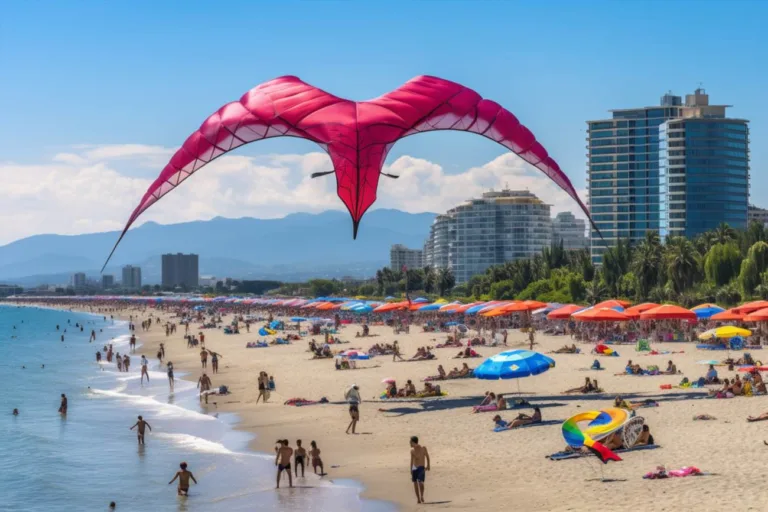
[23,304,768,510]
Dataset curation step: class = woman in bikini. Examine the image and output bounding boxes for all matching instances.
[310,441,324,475]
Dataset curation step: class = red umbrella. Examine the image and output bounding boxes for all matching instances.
[547,304,584,320]
[574,308,630,322]
[738,366,768,372]
[624,302,660,316]
[710,309,744,321]
[594,299,632,309]
[639,304,696,321]
[734,300,768,314]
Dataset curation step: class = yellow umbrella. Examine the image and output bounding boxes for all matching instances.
[698,326,752,340]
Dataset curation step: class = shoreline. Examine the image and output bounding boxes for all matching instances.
[8,302,396,511]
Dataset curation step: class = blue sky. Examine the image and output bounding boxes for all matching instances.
[0,0,765,242]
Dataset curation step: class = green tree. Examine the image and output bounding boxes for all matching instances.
[704,242,742,286]
[739,257,760,297]
[489,279,516,300]
[309,279,338,297]
[601,238,632,296]
[709,222,737,246]
[436,268,456,296]
[631,231,662,300]
[568,274,587,303]
[666,236,699,294]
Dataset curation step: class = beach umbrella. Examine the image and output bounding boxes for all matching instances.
[697,360,721,365]
[384,296,395,300]
[639,304,696,321]
[734,300,768,314]
[439,302,463,312]
[624,302,660,316]
[416,303,445,312]
[547,304,584,320]
[744,307,768,322]
[594,299,631,309]
[290,317,307,322]
[738,366,768,372]
[373,301,407,312]
[351,305,373,314]
[381,377,396,384]
[692,303,722,311]
[413,297,429,303]
[694,306,725,319]
[699,326,752,340]
[474,350,555,393]
[574,308,630,322]
[452,302,482,314]
[710,309,744,321]
[488,300,547,316]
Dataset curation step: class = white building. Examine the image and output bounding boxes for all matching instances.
[424,190,552,284]
[552,212,588,250]
[121,265,142,290]
[748,205,768,226]
[390,244,423,271]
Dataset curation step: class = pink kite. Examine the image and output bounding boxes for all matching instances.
[105,75,594,267]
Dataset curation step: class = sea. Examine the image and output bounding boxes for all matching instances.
[0,305,392,512]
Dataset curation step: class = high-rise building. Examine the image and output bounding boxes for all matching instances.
[748,205,768,226]
[101,274,115,289]
[389,244,423,271]
[121,265,142,290]
[552,212,587,250]
[71,272,86,289]
[424,190,552,284]
[588,89,749,263]
[162,253,199,289]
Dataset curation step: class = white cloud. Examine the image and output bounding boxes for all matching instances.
[0,144,588,245]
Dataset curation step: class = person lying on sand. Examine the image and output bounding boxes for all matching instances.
[625,360,643,375]
[410,347,435,361]
[564,377,598,394]
[633,424,654,446]
[603,431,624,451]
[747,411,768,422]
[493,407,542,430]
[454,347,480,359]
[416,382,443,398]
[552,344,578,354]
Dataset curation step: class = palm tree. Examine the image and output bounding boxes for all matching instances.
[632,231,662,300]
[422,266,435,294]
[709,222,737,246]
[436,268,456,296]
[666,236,699,294]
[585,278,605,305]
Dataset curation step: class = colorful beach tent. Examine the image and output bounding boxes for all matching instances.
[639,304,696,321]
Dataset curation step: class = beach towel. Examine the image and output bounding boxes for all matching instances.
[548,444,660,461]
[494,420,560,432]
[472,404,499,413]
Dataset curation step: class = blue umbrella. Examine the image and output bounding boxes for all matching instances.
[291,317,307,322]
[474,350,555,380]
[417,303,443,312]
[413,297,429,303]
[351,305,373,313]
[464,303,489,315]
[694,306,725,319]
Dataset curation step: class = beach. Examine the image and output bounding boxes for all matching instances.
[9,302,768,511]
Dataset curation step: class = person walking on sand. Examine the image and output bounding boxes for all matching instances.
[168,462,197,496]
[210,351,219,374]
[409,436,431,504]
[275,440,293,489]
[130,415,152,445]
[392,340,404,362]
[139,355,150,383]
[200,348,208,369]
[256,372,269,403]
[59,394,67,415]
[345,384,361,434]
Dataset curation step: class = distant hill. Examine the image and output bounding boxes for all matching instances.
[0,209,435,285]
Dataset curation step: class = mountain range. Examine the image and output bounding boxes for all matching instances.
[0,209,436,286]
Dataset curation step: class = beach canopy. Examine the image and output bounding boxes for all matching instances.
[373,301,408,313]
[573,308,630,322]
[744,307,768,322]
[474,350,555,380]
[699,326,752,340]
[639,304,696,321]
[710,309,744,321]
[547,304,584,320]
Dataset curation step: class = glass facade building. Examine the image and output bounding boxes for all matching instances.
[589,89,749,262]
[423,190,552,284]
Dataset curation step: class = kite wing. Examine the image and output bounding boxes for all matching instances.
[103,76,347,269]
[362,75,595,235]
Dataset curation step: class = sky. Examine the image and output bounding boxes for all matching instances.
[0,0,766,245]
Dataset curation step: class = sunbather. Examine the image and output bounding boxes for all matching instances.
[553,344,578,354]
[564,377,596,394]
[662,360,677,375]
[480,392,496,406]
[748,411,768,422]
[633,424,654,446]
[603,431,624,451]
[504,407,542,429]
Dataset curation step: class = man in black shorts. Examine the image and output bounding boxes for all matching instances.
[275,439,293,488]
[409,436,430,504]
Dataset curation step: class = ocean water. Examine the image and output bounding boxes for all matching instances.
[0,306,391,512]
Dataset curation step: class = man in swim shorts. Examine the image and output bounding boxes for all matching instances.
[168,462,197,496]
[409,436,430,504]
[294,439,307,478]
[275,439,293,488]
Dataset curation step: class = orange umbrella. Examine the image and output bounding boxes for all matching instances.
[574,307,630,322]
[482,308,509,318]
[710,309,744,321]
[594,299,632,309]
[373,301,408,313]
[495,300,547,314]
[734,300,768,314]
[547,304,584,320]
[639,304,696,321]
[453,302,483,314]
[744,307,768,322]
[624,302,660,316]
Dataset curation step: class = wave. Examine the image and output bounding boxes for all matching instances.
[88,387,215,421]
[152,432,250,455]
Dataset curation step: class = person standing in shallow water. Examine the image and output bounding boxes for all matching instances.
[168,462,197,496]
[167,362,174,391]
[130,415,152,445]
[58,394,67,415]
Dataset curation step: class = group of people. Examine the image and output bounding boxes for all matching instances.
[257,372,275,403]
[274,439,325,488]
